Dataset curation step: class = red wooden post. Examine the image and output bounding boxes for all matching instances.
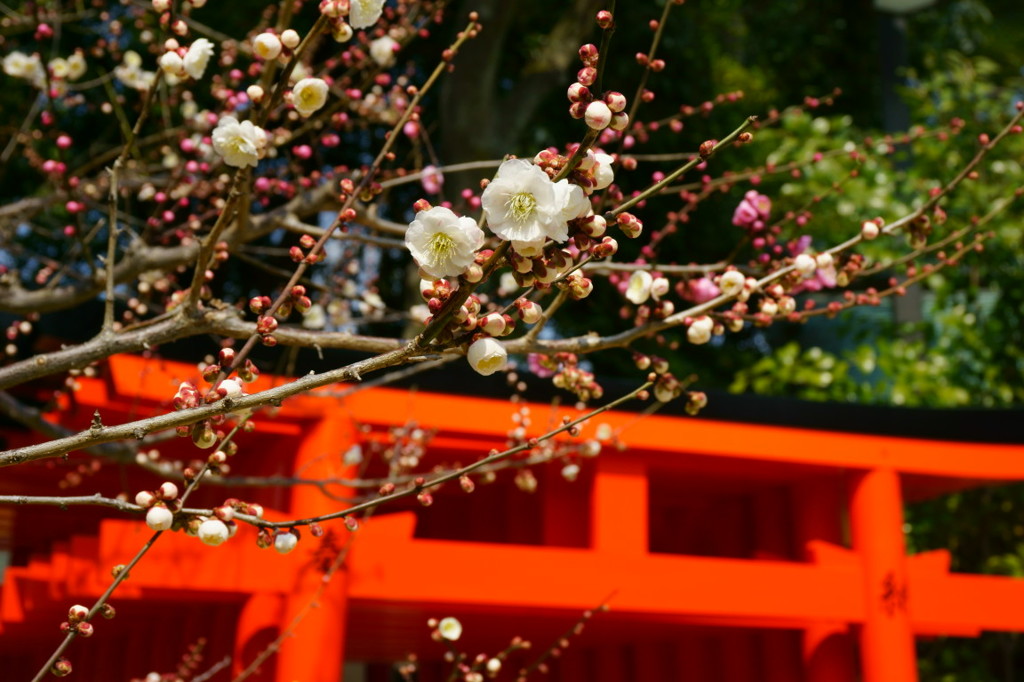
[590,458,647,554]
[795,478,857,682]
[850,468,917,682]
[275,414,355,682]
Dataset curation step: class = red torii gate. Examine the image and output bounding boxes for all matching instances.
[2,354,1024,681]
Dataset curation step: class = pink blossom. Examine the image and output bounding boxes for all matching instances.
[732,190,771,228]
[681,277,721,303]
[420,165,444,195]
[527,353,555,379]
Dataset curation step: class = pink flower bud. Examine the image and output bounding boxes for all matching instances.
[518,300,542,324]
[68,604,89,623]
[617,212,643,238]
[51,657,72,677]
[604,91,627,112]
[212,352,233,372]
[256,316,278,334]
[567,82,591,103]
[578,43,599,67]
[480,313,506,336]
[580,214,607,237]
[134,490,157,507]
[158,481,179,500]
[609,111,629,131]
[584,101,612,130]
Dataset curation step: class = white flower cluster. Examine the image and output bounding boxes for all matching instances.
[320,0,387,30]
[3,50,86,91]
[624,270,670,305]
[212,116,268,168]
[115,51,157,91]
[404,154,618,378]
[159,38,215,84]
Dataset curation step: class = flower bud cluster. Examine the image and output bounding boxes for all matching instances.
[135,482,182,531]
[173,381,200,410]
[536,353,602,402]
[565,46,629,132]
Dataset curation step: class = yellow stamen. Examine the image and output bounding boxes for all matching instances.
[505,192,537,223]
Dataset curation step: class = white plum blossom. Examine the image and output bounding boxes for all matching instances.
[512,239,546,258]
[687,316,714,345]
[794,253,817,278]
[66,52,86,80]
[198,519,230,546]
[3,51,45,86]
[291,77,329,117]
[349,0,387,29]
[467,337,508,376]
[212,116,266,168]
[288,60,311,85]
[718,270,745,297]
[158,50,184,79]
[438,617,463,641]
[253,32,283,60]
[482,159,565,243]
[183,38,215,80]
[218,378,244,398]
[280,29,301,49]
[553,178,590,222]
[302,303,327,329]
[274,531,299,554]
[405,206,484,278]
[592,152,615,190]
[145,506,174,531]
[331,21,355,43]
[115,51,156,91]
[625,270,653,305]
[48,57,70,79]
[369,35,398,67]
[343,444,364,466]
